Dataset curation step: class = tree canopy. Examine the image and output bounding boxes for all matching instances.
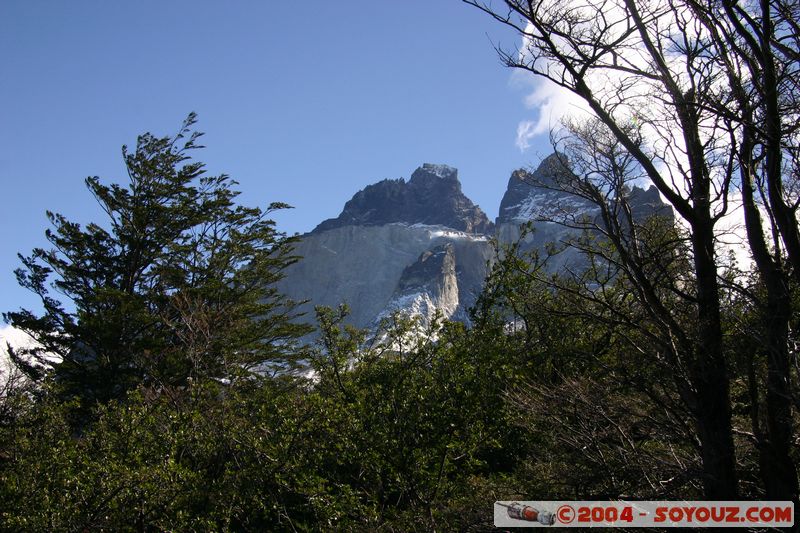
[5,113,311,407]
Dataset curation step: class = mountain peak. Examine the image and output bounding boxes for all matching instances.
[312,164,494,235]
[414,163,458,181]
[497,154,572,224]
[497,152,673,225]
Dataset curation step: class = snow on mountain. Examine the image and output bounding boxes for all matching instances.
[278,155,673,336]
[278,164,494,334]
[496,153,673,273]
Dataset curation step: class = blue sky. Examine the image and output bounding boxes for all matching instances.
[1,1,554,315]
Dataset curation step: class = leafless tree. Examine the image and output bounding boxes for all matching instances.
[466,0,800,501]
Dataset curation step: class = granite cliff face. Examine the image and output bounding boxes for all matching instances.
[374,243,461,330]
[278,156,673,334]
[278,164,494,332]
[278,223,493,331]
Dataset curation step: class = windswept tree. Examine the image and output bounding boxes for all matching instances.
[465,0,800,501]
[5,114,311,408]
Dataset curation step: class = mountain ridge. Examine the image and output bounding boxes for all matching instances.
[278,156,673,333]
[312,163,494,235]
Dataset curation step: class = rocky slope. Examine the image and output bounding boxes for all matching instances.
[277,164,494,332]
[496,154,600,272]
[278,155,672,334]
[496,153,673,271]
[313,164,494,235]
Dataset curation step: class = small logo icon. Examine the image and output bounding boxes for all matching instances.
[498,502,556,525]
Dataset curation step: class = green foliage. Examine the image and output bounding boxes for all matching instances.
[0,308,522,531]
[306,307,524,529]
[471,227,706,500]
[1,380,346,531]
[7,115,788,530]
[5,114,311,407]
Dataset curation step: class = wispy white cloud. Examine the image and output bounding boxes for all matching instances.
[515,120,537,151]
[511,69,590,152]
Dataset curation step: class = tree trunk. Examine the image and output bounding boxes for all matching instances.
[740,136,799,504]
[761,283,798,503]
[691,216,739,499]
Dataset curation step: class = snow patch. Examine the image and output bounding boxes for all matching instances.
[377,291,435,321]
[406,223,490,241]
[507,192,599,222]
[421,163,457,179]
[371,291,446,345]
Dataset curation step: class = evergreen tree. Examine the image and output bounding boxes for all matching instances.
[5,113,311,406]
